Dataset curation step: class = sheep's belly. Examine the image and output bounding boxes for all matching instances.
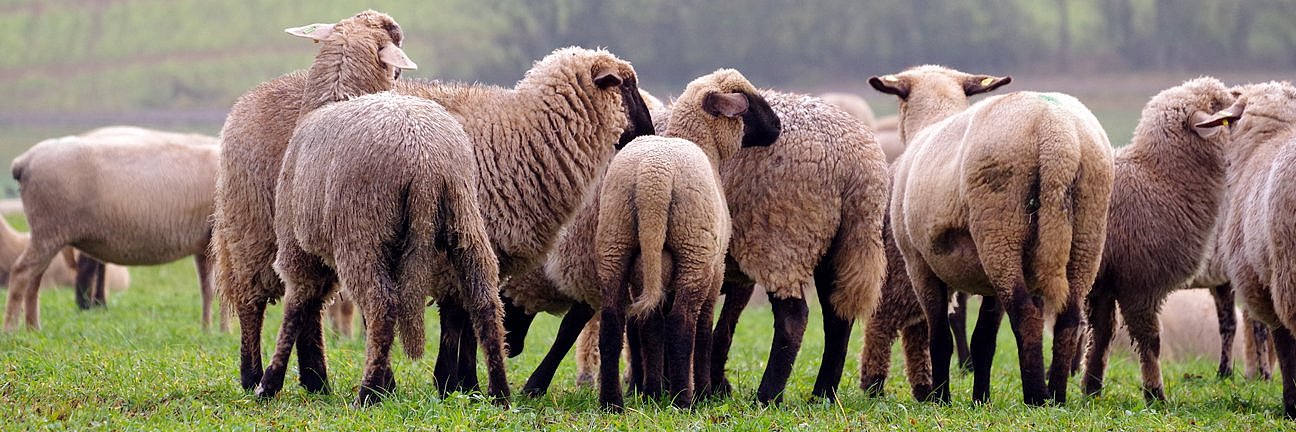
[922,228,995,297]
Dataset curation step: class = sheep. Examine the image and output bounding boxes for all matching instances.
[215,9,414,394]
[595,69,781,410]
[0,218,129,296]
[858,207,931,401]
[1208,81,1296,418]
[874,114,904,162]
[258,90,500,408]
[3,126,219,332]
[215,44,655,393]
[818,92,877,128]
[1079,77,1237,402]
[869,65,1114,405]
[501,87,888,404]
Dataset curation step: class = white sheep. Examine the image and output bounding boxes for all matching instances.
[870,65,1114,405]
[3,126,218,332]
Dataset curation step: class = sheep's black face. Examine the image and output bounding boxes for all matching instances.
[617,78,656,149]
[740,92,781,148]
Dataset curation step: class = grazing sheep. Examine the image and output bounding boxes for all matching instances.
[3,126,218,332]
[215,43,654,393]
[259,91,499,408]
[595,69,780,410]
[0,218,129,295]
[818,92,878,128]
[870,65,1114,405]
[1210,81,1296,418]
[1080,77,1237,402]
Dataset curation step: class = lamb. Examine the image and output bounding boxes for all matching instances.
[1207,81,1296,418]
[1079,77,1237,402]
[0,218,129,295]
[595,69,780,410]
[214,9,414,393]
[259,91,498,407]
[214,43,655,393]
[3,126,219,332]
[858,208,931,400]
[870,65,1114,405]
[501,88,888,404]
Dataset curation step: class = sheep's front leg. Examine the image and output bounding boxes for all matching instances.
[1004,282,1048,406]
[950,292,972,372]
[1211,283,1238,378]
[433,299,467,395]
[912,266,953,404]
[970,296,1003,404]
[755,293,808,404]
[195,251,215,330]
[900,319,933,401]
[523,303,595,397]
[858,307,900,397]
[74,255,103,310]
[709,278,754,397]
[638,306,668,399]
[666,277,706,408]
[1245,311,1274,380]
[812,262,851,401]
[1119,298,1166,402]
[456,319,480,392]
[1082,290,1118,396]
[502,299,536,358]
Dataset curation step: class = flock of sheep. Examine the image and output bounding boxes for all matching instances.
[4,9,1296,419]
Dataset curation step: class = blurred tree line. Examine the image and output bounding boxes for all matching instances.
[1,0,1293,113]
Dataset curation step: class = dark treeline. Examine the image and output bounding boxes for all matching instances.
[462,0,1296,88]
[1,0,1293,114]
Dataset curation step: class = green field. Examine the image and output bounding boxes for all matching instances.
[0,213,1288,430]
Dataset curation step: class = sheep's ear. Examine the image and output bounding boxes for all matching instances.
[869,75,910,99]
[1193,99,1246,130]
[1190,111,1228,139]
[379,42,417,70]
[285,23,336,42]
[703,92,749,118]
[740,92,781,148]
[963,75,1012,96]
[594,67,623,89]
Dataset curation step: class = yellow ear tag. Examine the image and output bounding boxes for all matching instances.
[980,77,994,86]
[883,75,899,83]
[1222,119,1230,127]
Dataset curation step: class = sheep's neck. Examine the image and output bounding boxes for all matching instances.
[665,119,729,165]
[1225,116,1292,171]
[897,92,968,147]
[298,41,392,119]
[1123,128,1226,187]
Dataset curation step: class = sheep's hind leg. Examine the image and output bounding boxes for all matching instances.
[755,291,809,404]
[523,303,595,397]
[455,318,480,393]
[598,250,633,411]
[709,276,754,398]
[238,301,269,391]
[1048,292,1083,404]
[812,262,851,401]
[970,296,1003,404]
[1004,281,1048,406]
[254,244,333,400]
[1245,311,1274,380]
[1270,325,1296,418]
[692,270,720,401]
[296,281,337,394]
[74,255,103,310]
[1211,283,1238,378]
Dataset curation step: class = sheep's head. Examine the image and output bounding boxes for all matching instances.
[671,68,780,160]
[530,47,655,149]
[868,66,1010,145]
[286,10,415,81]
[1134,77,1235,146]
[1196,81,1296,138]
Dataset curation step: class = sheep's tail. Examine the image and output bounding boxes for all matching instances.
[627,169,673,318]
[1030,127,1082,312]
[827,154,890,321]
